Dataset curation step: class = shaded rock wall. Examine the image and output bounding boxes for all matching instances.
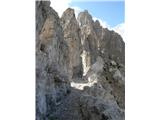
[61,8,83,79]
[77,10,99,75]
[36,1,125,120]
[36,1,70,119]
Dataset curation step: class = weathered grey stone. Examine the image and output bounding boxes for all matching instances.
[61,8,83,79]
[36,1,125,120]
[77,11,100,77]
[36,1,70,119]
[113,69,122,81]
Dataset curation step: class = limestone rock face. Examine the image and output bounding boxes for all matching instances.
[77,11,99,75]
[61,8,83,79]
[36,1,125,120]
[36,1,70,119]
[100,29,125,65]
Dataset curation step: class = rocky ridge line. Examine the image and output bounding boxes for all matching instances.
[36,1,125,120]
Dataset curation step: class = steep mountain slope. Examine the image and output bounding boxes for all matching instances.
[36,1,125,120]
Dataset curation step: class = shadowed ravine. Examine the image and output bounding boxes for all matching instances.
[36,1,125,120]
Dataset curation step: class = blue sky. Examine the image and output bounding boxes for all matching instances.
[69,1,124,27]
[51,0,125,39]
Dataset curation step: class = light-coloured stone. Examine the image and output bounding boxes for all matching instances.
[61,8,83,79]
[113,69,122,80]
[36,1,125,120]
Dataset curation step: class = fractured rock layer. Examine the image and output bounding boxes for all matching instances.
[36,1,125,120]
[61,8,83,79]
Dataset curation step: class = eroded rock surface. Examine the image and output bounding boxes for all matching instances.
[36,1,125,120]
[36,1,70,119]
[61,8,83,79]
[77,10,99,75]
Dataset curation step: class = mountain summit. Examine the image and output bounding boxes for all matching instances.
[36,1,125,120]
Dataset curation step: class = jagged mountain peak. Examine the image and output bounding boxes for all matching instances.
[77,10,94,26]
[94,20,101,27]
[62,8,75,15]
[36,1,125,120]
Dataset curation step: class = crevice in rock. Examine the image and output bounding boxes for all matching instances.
[36,1,125,120]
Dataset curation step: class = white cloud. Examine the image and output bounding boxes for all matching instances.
[50,0,71,17]
[93,17,112,29]
[92,17,125,41]
[70,6,82,18]
[50,0,125,41]
[50,0,83,18]
[112,23,125,41]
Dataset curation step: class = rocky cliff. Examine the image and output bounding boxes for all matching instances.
[36,1,125,120]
